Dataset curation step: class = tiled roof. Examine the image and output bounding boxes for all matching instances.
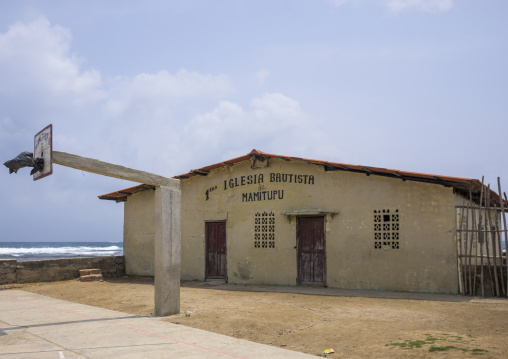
[99,149,502,206]
[99,184,155,202]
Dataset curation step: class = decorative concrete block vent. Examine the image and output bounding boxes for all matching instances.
[79,269,104,282]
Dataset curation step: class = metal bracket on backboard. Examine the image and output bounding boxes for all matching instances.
[33,124,53,181]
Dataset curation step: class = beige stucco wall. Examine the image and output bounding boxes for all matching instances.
[124,188,155,276]
[124,158,459,294]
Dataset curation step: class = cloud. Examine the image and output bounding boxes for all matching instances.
[385,0,454,13]
[326,0,454,13]
[178,92,347,169]
[327,0,362,7]
[97,69,235,174]
[184,93,303,149]
[0,18,104,109]
[255,69,269,85]
[0,17,236,170]
[96,92,307,176]
[104,69,234,119]
[0,16,346,191]
[250,92,302,120]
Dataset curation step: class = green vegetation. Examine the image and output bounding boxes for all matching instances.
[387,334,487,355]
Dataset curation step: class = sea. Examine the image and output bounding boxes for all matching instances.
[0,242,123,262]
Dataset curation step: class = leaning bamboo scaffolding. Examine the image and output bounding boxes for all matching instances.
[456,178,507,297]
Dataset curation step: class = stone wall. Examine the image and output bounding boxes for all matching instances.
[0,256,125,284]
[0,260,17,285]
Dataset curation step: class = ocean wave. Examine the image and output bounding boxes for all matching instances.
[0,243,123,261]
[0,246,121,255]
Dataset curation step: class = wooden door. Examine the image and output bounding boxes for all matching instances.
[205,221,227,280]
[297,216,326,285]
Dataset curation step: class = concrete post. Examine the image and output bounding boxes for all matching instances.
[154,185,181,316]
[33,151,181,316]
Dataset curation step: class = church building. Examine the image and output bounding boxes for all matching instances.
[99,149,494,294]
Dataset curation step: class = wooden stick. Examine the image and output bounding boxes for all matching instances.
[458,202,465,295]
[457,229,508,233]
[485,186,499,296]
[493,202,505,296]
[455,205,508,211]
[472,190,478,296]
[503,191,508,297]
[464,196,471,295]
[479,178,485,297]
[469,190,476,295]
[459,254,495,258]
[498,177,508,297]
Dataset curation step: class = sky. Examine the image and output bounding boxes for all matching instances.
[1,0,507,243]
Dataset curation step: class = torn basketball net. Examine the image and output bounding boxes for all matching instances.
[3,152,44,175]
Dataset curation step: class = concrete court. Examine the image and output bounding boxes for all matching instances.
[0,290,315,359]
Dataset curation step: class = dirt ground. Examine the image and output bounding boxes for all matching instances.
[2,277,507,358]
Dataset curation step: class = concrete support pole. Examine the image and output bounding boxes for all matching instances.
[51,151,182,315]
[154,184,181,316]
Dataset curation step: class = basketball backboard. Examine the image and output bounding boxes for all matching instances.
[33,124,53,181]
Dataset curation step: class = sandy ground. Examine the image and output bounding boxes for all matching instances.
[2,277,507,358]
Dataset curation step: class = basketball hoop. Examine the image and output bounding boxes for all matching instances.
[33,124,53,181]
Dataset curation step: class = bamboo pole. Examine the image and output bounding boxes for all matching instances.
[458,203,465,295]
[457,229,508,233]
[485,186,499,296]
[493,202,505,296]
[498,177,508,298]
[456,206,508,211]
[479,179,485,297]
[470,190,477,296]
[464,196,471,295]
[503,191,508,298]
[472,192,478,295]
[458,254,494,258]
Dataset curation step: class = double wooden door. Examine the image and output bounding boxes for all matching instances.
[297,216,326,285]
[205,221,227,280]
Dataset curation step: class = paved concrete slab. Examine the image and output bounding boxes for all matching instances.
[0,291,315,359]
